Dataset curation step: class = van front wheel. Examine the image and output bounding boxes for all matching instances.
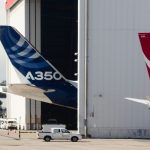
[71,136,78,142]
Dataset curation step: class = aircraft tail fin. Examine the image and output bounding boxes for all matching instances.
[139,33,150,78]
[0,26,77,108]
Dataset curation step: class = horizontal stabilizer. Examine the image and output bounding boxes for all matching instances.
[125,97,149,105]
[6,84,53,103]
[1,84,77,110]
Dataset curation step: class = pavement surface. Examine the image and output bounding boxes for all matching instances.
[0,130,150,150]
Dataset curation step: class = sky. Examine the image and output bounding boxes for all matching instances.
[0,0,6,82]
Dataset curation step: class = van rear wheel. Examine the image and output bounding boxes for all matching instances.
[44,136,51,142]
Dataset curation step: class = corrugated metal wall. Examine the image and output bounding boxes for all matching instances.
[85,0,150,138]
[7,0,27,129]
[25,0,41,130]
[7,0,41,130]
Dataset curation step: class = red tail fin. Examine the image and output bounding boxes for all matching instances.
[139,33,150,78]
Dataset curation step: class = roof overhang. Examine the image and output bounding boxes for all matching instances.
[5,0,19,9]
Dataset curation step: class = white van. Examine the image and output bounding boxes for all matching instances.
[6,119,18,130]
[0,118,18,130]
[0,118,7,129]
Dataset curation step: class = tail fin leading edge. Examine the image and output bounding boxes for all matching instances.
[139,33,150,78]
[0,26,77,109]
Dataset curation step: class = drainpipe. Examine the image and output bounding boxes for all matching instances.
[84,0,88,138]
[78,0,88,138]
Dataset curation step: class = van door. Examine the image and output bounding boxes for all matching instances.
[52,129,63,139]
[61,129,70,139]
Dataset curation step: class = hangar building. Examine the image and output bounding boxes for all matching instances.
[4,0,150,138]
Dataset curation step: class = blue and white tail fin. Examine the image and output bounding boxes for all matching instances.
[0,26,77,109]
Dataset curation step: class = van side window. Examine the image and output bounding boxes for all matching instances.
[61,129,70,133]
[53,129,60,133]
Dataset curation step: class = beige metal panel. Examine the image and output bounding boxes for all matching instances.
[25,0,41,129]
[6,0,42,130]
[36,0,41,52]
[84,0,150,137]
[8,0,27,84]
[29,0,36,46]
[6,0,28,129]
